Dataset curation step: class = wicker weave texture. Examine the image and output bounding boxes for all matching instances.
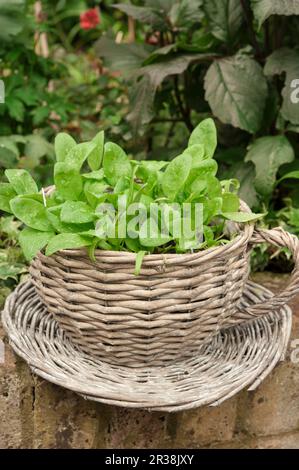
[1,281,292,411]
[29,223,299,367]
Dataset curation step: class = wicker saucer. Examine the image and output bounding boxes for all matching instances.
[2,281,292,412]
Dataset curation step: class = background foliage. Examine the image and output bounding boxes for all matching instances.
[1,0,299,302]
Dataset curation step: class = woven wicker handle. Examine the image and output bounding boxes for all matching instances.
[243,227,299,316]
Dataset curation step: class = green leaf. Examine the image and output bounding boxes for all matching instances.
[5,169,38,195]
[139,219,172,247]
[10,196,53,232]
[162,153,192,200]
[113,3,164,28]
[64,142,97,171]
[0,263,27,281]
[222,212,265,222]
[103,142,132,186]
[46,207,93,234]
[19,228,54,261]
[127,76,156,135]
[95,37,149,75]
[245,136,295,197]
[188,118,217,158]
[54,162,83,201]
[61,201,94,224]
[277,170,299,185]
[128,53,216,134]
[6,97,25,122]
[251,0,299,28]
[169,0,204,29]
[134,250,147,276]
[32,106,50,126]
[55,133,76,162]
[186,159,218,187]
[145,0,173,11]
[183,144,206,166]
[25,134,54,164]
[87,131,105,171]
[203,197,223,222]
[82,169,105,181]
[0,183,16,213]
[45,233,92,256]
[0,0,27,41]
[84,180,107,208]
[0,216,21,239]
[265,48,299,125]
[227,162,259,209]
[204,55,268,134]
[144,45,176,65]
[0,141,18,168]
[203,0,243,42]
[138,160,168,177]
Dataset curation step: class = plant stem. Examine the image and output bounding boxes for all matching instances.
[240,0,263,58]
[165,121,176,148]
[152,118,184,123]
[173,76,193,132]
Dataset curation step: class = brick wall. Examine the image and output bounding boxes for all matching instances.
[1,273,299,449]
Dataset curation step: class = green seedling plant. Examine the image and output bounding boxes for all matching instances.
[0,119,264,274]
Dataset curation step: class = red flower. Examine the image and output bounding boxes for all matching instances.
[80,8,100,30]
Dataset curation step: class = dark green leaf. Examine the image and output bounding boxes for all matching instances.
[251,0,299,28]
[0,0,27,41]
[5,169,38,195]
[277,170,299,185]
[134,250,147,275]
[222,212,265,222]
[204,55,268,133]
[203,0,243,41]
[5,96,25,122]
[95,37,149,75]
[129,53,216,133]
[245,136,295,197]
[0,263,26,281]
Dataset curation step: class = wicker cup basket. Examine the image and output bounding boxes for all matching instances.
[29,201,299,367]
